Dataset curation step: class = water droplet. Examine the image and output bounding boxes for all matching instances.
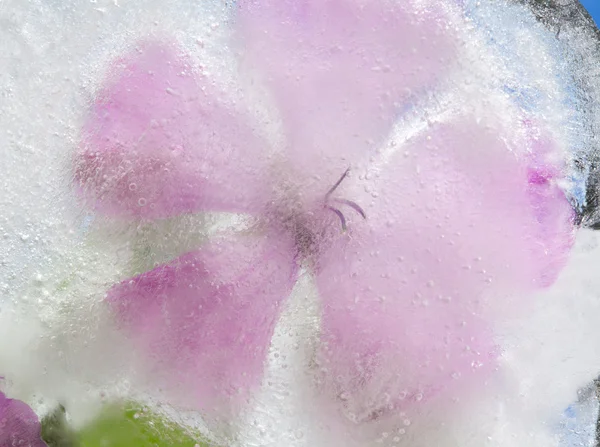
[137,198,147,207]
[472,360,484,369]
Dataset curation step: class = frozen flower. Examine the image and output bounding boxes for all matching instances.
[74,0,575,426]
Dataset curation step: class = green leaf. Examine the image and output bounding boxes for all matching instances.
[42,403,212,447]
[41,405,78,447]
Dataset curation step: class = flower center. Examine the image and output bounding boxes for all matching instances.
[266,169,366,259]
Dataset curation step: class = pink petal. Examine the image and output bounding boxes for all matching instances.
[235,0,457,193]
[75,39,271,219]
[315,117,575,422]
[0,391,46,447]
[107,230,298,417]
[525,124,576,287]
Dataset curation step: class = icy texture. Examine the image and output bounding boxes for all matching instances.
[0,0,599,447]
[558,385,599,447]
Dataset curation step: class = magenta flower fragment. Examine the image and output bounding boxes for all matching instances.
[74,0,576,425]
[0,391,46,447]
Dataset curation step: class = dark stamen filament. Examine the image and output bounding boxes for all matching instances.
[323,168,366,231]
[326,206,347,231]
[332,198,367,219]
[325,168,350,199]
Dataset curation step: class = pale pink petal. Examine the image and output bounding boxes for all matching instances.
[0,391,46,447]
[315,117,575,422]
[107,229,298,417]
[75,39,271,218]
[235,0,457,193]
[525,125,576,287]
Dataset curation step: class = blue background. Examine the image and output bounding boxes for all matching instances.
[580,0,600,26]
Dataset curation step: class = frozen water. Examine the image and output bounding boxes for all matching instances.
[1,0,600,446]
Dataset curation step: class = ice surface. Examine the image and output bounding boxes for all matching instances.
[1,0,600,446]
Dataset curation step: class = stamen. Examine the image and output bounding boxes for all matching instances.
[326,206,347,231]
[325,168,350,198]
[323,168,366,231]
[332,198,367,219]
